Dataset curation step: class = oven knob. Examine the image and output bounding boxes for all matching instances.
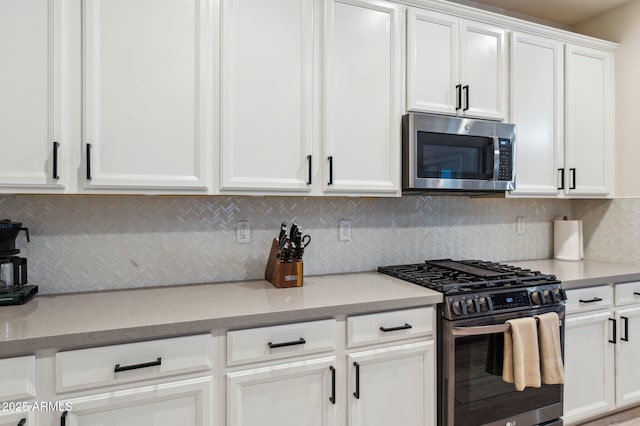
[530,291,542,305]
[451,301,463,316]
[478,297,489,312]
[554,288,565,301]
[543,290,554,304]
[465,298,476,314]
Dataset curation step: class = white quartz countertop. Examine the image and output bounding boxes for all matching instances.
[0,272,441,358]
[510,259,640,289]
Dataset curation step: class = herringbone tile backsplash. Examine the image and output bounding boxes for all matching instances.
[0,195,570,294]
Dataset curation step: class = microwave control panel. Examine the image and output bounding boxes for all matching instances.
[497,138,513,181]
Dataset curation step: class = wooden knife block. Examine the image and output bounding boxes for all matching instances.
[265,239,303,288]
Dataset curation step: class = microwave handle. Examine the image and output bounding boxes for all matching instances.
[492,137,500,180]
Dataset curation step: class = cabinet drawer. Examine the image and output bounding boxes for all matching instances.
[347,306,434,348]
[227,319,336,366]
[56,334,213,393]
[615,281,640,306]
[0,355,36,401]
[566,285,611,314]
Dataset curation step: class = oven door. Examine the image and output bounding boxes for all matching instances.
[439,306,565,426]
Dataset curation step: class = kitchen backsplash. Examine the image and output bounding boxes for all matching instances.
[0,195,570,294]
[573,198,640,266]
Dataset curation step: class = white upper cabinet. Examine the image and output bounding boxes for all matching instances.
[220,0,316,192]
[407,8,507,121]
[509,32,564,196]
[0,0,65,191]
[324,0,403,195]
[564,44,614,197]
[82,0,211,191]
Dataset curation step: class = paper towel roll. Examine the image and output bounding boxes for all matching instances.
[554,220,583,261]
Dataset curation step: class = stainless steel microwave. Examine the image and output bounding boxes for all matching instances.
[402,113,516,192]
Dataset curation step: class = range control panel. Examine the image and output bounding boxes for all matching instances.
[444,286,566,319]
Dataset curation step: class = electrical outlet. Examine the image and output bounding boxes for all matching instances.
[237,221,251,243]
[516,217,526,235]
[339,220,352,241]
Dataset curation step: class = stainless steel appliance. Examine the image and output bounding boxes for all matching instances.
[0,219,37,306]
[402,113,516,192]
[379,259,565,426]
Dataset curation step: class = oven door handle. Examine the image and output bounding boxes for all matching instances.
[452,323,510,336]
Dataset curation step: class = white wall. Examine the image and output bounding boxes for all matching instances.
[574,1,640,198]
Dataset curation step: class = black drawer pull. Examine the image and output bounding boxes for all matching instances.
[114,357,162,373]
[329,366,336,404]
[17,419,26,426]
[61,411,68,426]
[380,323,412,333]
[634,292,640,296]
[268,338,306,349]
[579,298,603,304]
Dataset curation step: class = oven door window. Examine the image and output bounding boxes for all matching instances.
[417,131,493,180]
[454,332,561,426]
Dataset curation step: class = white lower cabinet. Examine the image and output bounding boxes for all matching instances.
[615,305,640,407]
[563,310,615,423]
[60,376,212,426]
[227,356,337,426]
[0,411,34,426]
[348,341,435,426]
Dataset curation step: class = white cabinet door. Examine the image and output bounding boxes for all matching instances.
[60,377,212,426]
[459,19,507,121]
[0,411,34,426]
[220,0,316,192]
[0,0,65,191]
[324,0,402,195]
[227,356,336,426]
[82,0,211,191]
[348,341,435,426]
[615,306,640,408]
[564,45,614,197]
[509,32,564,196]
[563,311,615,424]
[406,8,459,116]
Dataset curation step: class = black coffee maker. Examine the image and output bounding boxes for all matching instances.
[0,219,38,305]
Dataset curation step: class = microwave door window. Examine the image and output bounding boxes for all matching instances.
[417,132,492,180]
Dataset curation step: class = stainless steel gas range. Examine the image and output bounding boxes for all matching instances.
[379,259,566,426]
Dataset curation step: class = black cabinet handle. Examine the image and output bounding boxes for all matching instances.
[622,316,630,342]
[353,361,360,399]
[579,297,603,304]
[53,141,60,180]
[456,84,462,110]
[609,318,617,344]
[17,419,26,426]
[86,143,92,180]
[307,155,312,185]
[380,323,412,333]
[327,156,333,186]
[569,168,576,190]
[558,168,565,190]
[463,85,469,111]
[114,357,161,373]
[634,292,640,296]
[61,411,68,426]
[329,366,336,404]
[267,338,306,349]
